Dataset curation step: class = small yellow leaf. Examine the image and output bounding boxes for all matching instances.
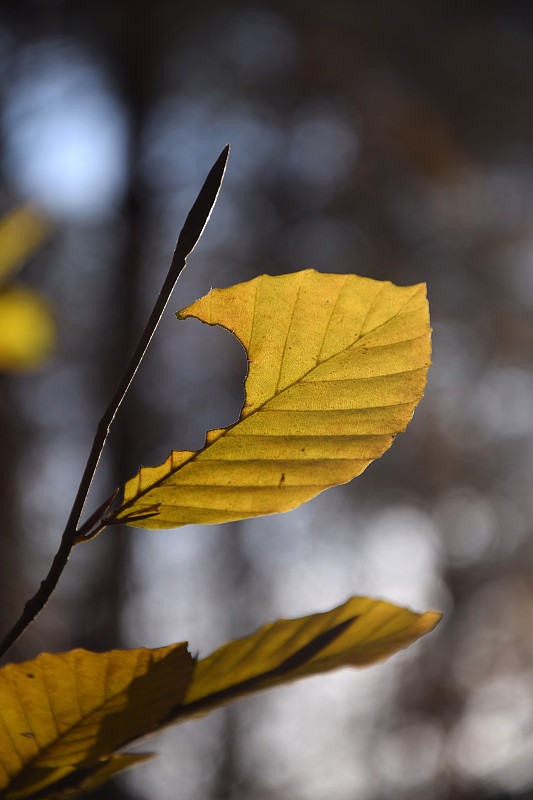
[0,287,55,371]
[180,596,441,715]
[112,270,431,529]
[0,207,49,285]
[0,644,194,799]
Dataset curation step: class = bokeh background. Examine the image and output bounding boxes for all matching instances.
[2,2,533,798]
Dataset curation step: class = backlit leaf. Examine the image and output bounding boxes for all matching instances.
[112,269,431,529]
[180,596,441,716]
[0,644,193,798]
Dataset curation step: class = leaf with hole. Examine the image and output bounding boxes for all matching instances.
[111,269,431,529]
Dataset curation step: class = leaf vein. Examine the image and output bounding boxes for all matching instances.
[317,275,347,362]
[275,277,303,395]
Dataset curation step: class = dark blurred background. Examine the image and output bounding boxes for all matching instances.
[2,1,533,798]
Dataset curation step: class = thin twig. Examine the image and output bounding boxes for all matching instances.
[0,145,230,661]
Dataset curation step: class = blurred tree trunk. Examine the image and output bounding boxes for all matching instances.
[211,523,270,800]
[0,379,32,663]
[76,4,157,798]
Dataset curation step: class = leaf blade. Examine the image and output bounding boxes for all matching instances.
[0,644,194,798]
[180,596,441,715]
[112,269,431,528]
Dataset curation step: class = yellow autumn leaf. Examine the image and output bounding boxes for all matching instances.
[0,207,49,285]
[111,269,431,529]
[0,644,194,799]
[0,287,56,371]
[180,596,441,715]
[0,597,440,798]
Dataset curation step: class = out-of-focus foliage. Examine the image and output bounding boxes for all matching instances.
[113,270,430,528]
[0,207,54,371]
[0,597,439,799]
[0,287,55,372]
[0,208,49,284]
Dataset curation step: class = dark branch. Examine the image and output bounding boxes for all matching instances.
[0,145,230,661]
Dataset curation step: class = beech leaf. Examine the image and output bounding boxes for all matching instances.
[180,596,441,716]
[0,644,193,799]
[0,598,440,798]
[112,269,431,528]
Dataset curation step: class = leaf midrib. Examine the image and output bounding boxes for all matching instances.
[2,651,147,788]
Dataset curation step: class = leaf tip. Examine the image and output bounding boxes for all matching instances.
[175,145,229,259]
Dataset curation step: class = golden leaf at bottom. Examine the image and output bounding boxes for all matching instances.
[0,644,194,799]
[0,596,440,799]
